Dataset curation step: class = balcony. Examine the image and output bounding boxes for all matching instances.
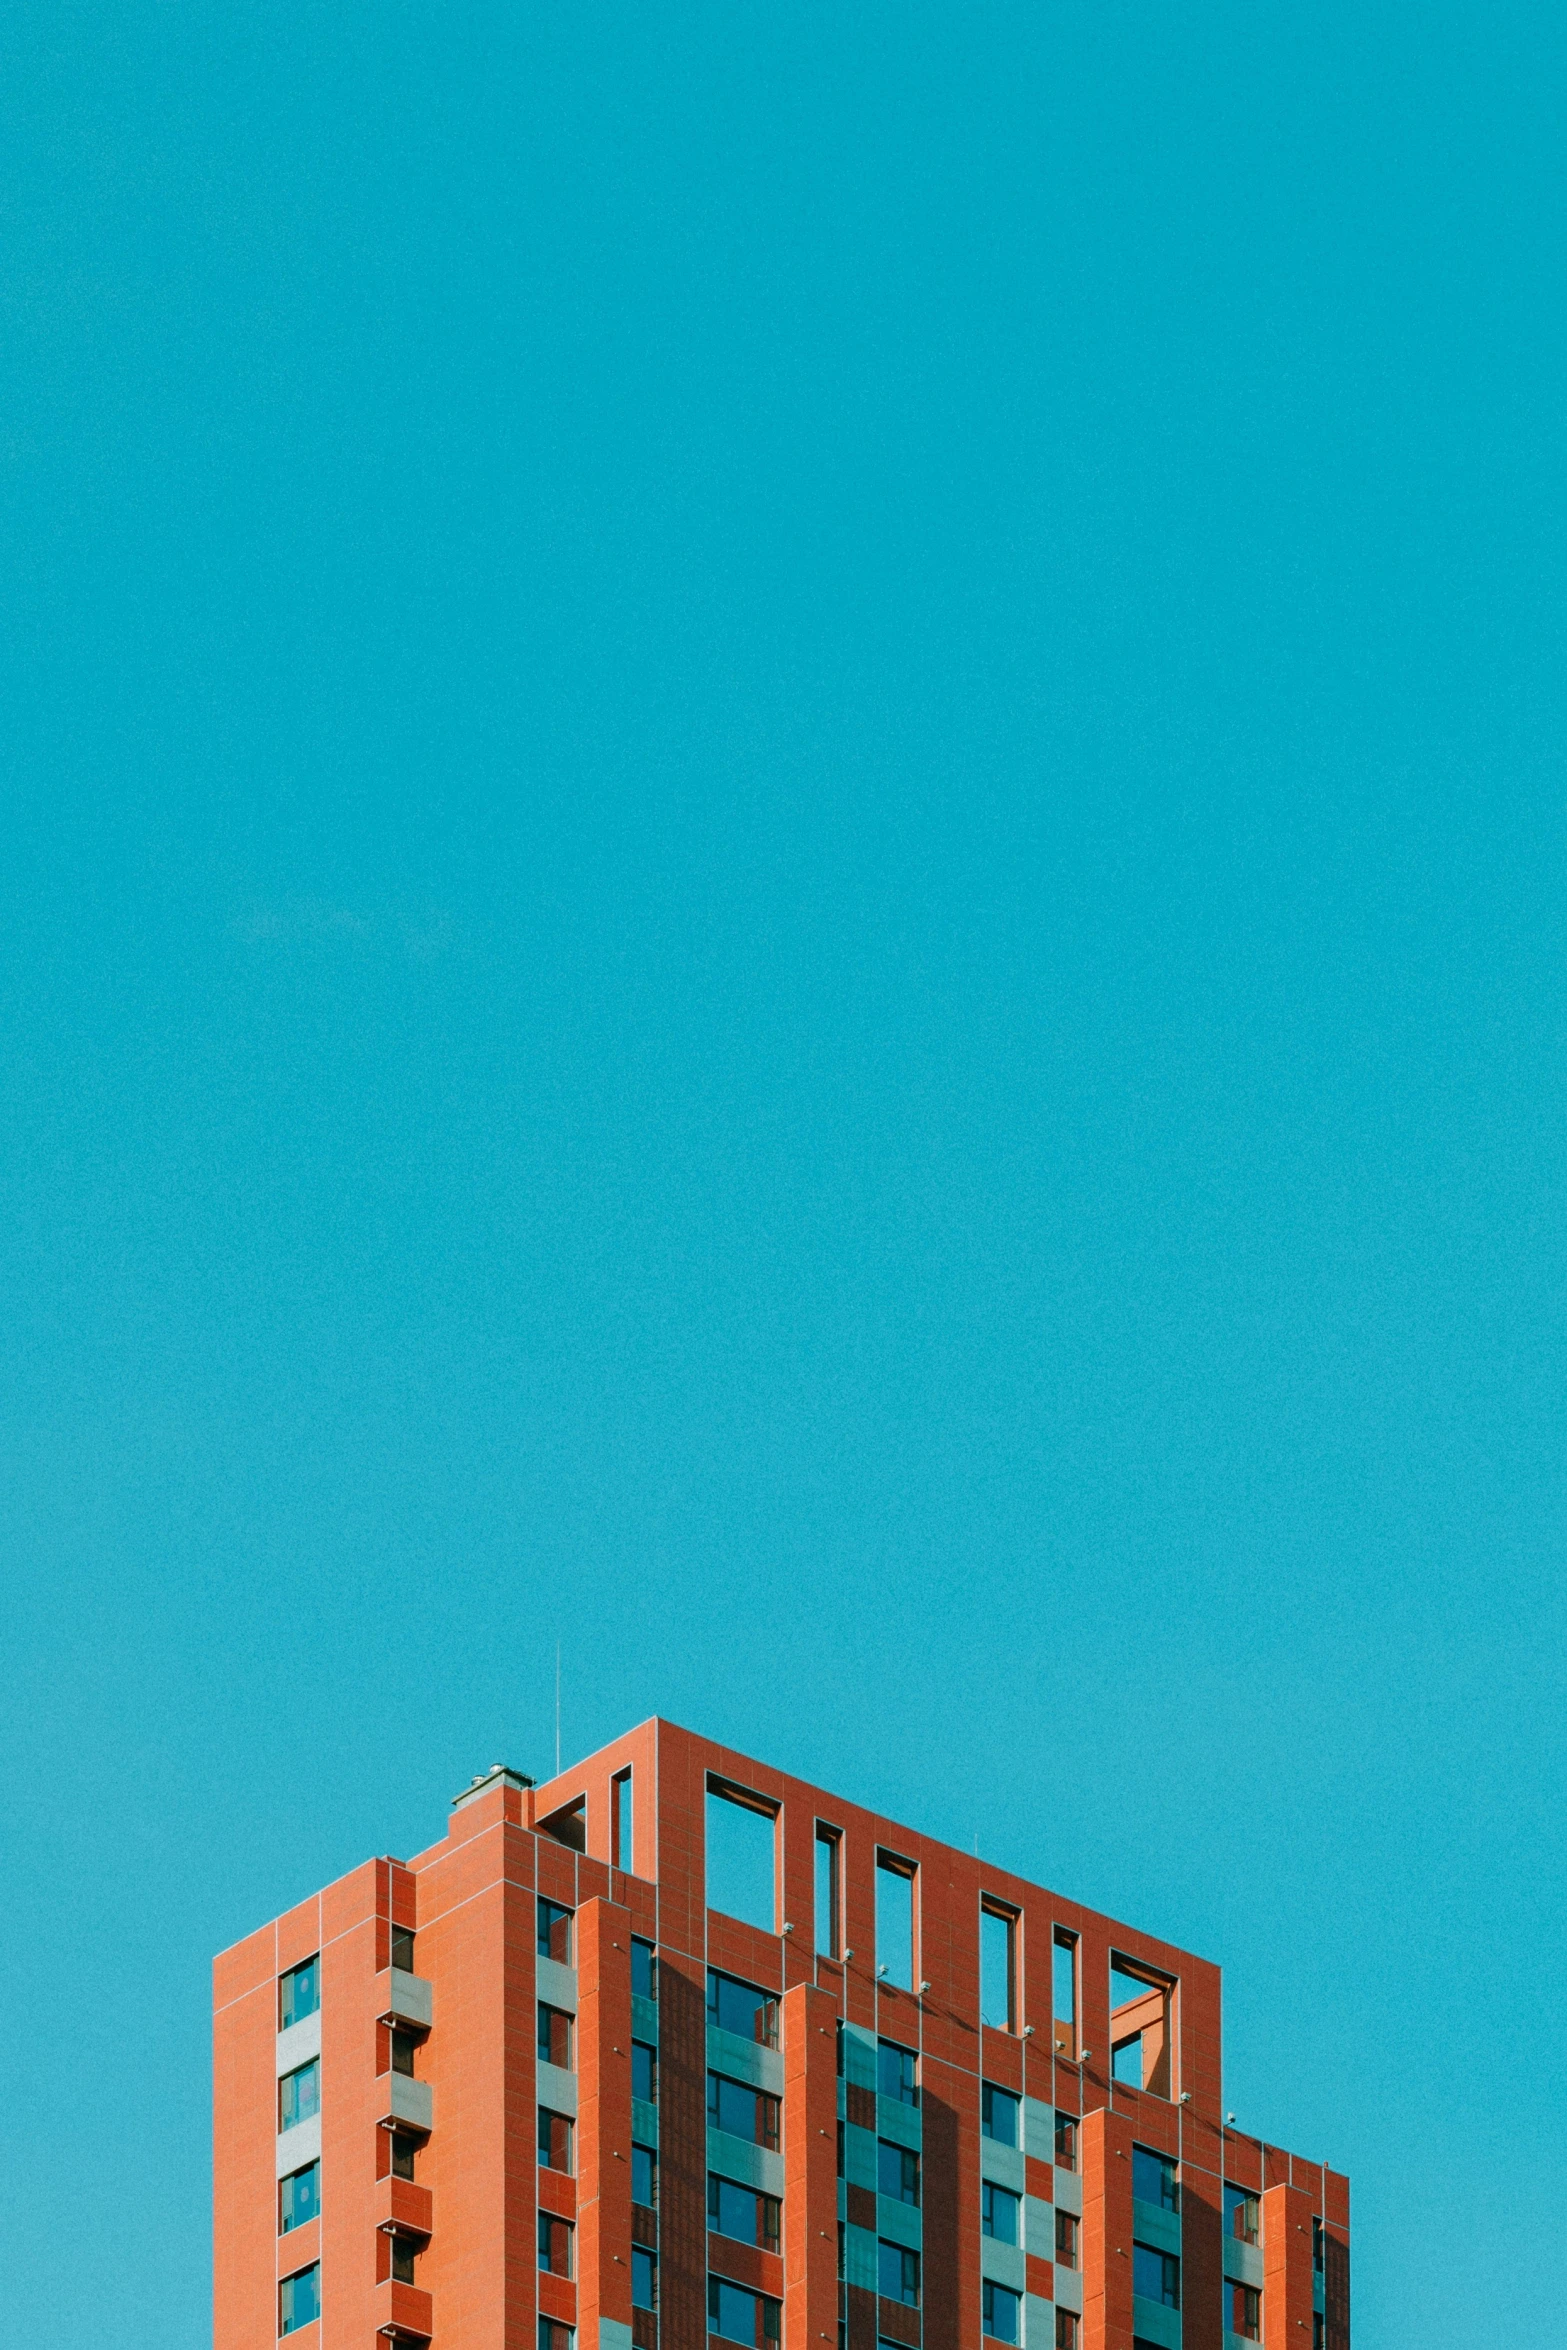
[375,2175,433,2239]
[379,2073,434,2133]
[378,1969,434,2031]
[372,2278,432,2343]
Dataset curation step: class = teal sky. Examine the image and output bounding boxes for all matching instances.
[5,4,1564,2343]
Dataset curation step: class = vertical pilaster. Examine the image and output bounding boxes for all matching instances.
[579,1898,635,2350]
[1081,2107,1134,2350]
[1261,2184,1315,2350]
[783,1985,839,2350]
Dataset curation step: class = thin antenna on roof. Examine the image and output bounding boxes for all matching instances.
[555,1643,561,1777]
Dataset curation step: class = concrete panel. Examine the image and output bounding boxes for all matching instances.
[1024,2196,1054,2257]
[877,2095,922,2152]
[708,2024,785,2096]
[1053,2167,1082,2217]
[980,2139,1026,2193]
[538,2059,578,2118]
[538,1955,578,2013]
[844,2222,879,2292]
[979,2237,1027,2291]
[276,2114,320,2178]
[1022,2097,1055,2163]
[1131,2296,1181,2350]
[1223,2238,1264,2291]
[276,2012,321,2075]
[1133,2199,1181,2256]
[387,2074,432,2132]
[1053,2267,1082,2316]
[841,2023,878,2090]
[632,1993,659,2044]
[877,2194,921,2251]
[1024,2293,1055,2343]
[599,2321,634,2350]
[845,2122,878,2191]
[387,1969,433,2030]
[632,2096,658,2148]
[707,2128,785,2200]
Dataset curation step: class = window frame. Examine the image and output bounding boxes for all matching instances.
[278,1956,320,2031]
[815,1821,843,1959]
[979,1898,1019,2032]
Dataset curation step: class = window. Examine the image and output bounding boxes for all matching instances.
[1230,2284,1261,2341]
[537,1898,573,1963]
[538,2212,574,2276]
[1225,2185,1259,2245]
[980,1903,1017,2031]
[877,2039,918,2105]
[1313,2218,1324,2272]
[1054,2112,1077,2171]
[633,2144,658,2208]
[391,2238,418,2285]
[279,2061,319,2131]
[1132,2146,1178,2212]
[709,2174,780,2249]
[390,1925,415,1973]
[878,2241,919,2306]
[538,2106,573,2173]
[982,2282,1020,2344]
[981,2183,1019,2244]
[540,2323,574,2350]
[980,2083,1019,2147]
[279,1958,319,2031]
[538,2003,573,2069]
[707,2072,780,2148]
[1055,2210,1078,2269]
[708,2277,780,2348]
[1314,2316,1325,2350]
[279,2162,319,2234]
[878,2141,919,2205]
[279,2265,320,2335]
[815,1824,841,1958]
[390,2029,417,2078]
[632,1937,657,2000]
[1054,2316,1078,2350]
[1132,2244,1180,2309]
[390,2133,418,2181]
[837,2121,845,2177]
[633,2245,659,2312]
[632,2041,658,2102]
[708,1970,779,2047]
[875,1855,915,1989]
[1052,1930,1077,2055]
[706,1780,778,1932]
[614,1769,634,1872]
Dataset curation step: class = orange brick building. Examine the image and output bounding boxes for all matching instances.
[213,1718,1349,2350]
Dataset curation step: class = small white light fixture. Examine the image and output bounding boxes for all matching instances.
[918,1979,931,1994]
[1226,2111,1236,2124]
[877,1963,889,1977]
[1080,2048,1093,2064]
[1021,2025,1035,2038]
[1180,2091,1191,2104]
[843,1948,855,1961]
[781,1921,795,1935]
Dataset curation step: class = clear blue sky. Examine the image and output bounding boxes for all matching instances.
[4,3,1563,2342]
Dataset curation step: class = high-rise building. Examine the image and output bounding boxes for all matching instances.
[213,1718,1349,2350]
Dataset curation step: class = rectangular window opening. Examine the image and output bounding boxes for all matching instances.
[707,1969,780,2047]
[390,1925,415,1974]
[979,1900,1017,2031]
[279,1957,319,2031]
[278,2060,319,2132]
[707,2070,781,2148]
[815,1823,842,1959]
[1052,1930,1077,2058]
[279,2265,320,2336]
[613,1770,634,1873]
[1110,1954,1175,2099]
[538,2211,574,2277]
[538,2003,573,2069]
[1132,2145,1179,2212]
[632,1936,658,2000]
[877,2241,919,2307]
[1054,2112,1077,2171]
[981,2183,1020,2244]
[1132,2243,1180,2310]
[878,2140,920,2205]
[539,1794,587,1852]
[279,2162,319,2235]
[708,2277,780,2348]
[877,2039,918,2105]
[706,1778,779,1934]
[1055,2210,1078,2270]
[1225,2185,1260,2246]
[1230,2284,1261,2341]
[538,2106,574,2173]
[537,1898,574,1964]
[982,2282,1020,2345]
[875,1854,916,1989]
[708,2173,781,2250]
[980,2082,1019,2147]
[632,2143,658,2209]
[1054,2315,1079,2350]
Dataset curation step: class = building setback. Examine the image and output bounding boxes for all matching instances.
[213,1717,1349,2350]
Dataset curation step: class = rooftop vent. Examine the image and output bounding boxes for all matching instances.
[451,1763,535,1811]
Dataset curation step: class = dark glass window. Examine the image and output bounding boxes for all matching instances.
[632,2246,658,2312]
[708,2173,780,2249]
[537,1898,573,1963]
[980,2083,1018,2147]
[632,2041,658,2102]
[538,2212,573,2276]
[1054,2113,1077,2171]
[390,2134,418,2181]
[878,2141,919,2205]
[1055,2211,1078,2269]
[632,1938,657,2000]
[392,2239,417,2285]
[877,2040,918,2105]
[279,2162,319,2234]
[279,2061,319,2131]
[279,2265,320,2335]
[632,2144,657,2208]
[538,2003,573,2069]
[707,1970,779,2047]
[1225,2185,1260,2245]
[390,1926,415,1973]
[1054,2315,1078,2350]
[1132,2146,1178,2211]
[279,1958,319,2031]
[1313,2218,1324,2272]
[708,2277,779,2347]
[390,2029,417,2078]
[982,2282,1020,2344]
[538,2106,573,2173]
[981,2183,1019,2244]
[539,2321,574,2350]
[1133,2243,1180,2309]
[877,2241,919,2307]
[1230,2283,1261,2340]
[706,2071,779,2147]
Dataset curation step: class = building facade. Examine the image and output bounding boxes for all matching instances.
[213,1718,1349,2350]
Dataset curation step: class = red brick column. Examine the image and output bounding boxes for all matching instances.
[1081,2107,1135,2350]
[578,1899,635,2350]
[782,1985,839,2350]
[1261,2184,1315,2350]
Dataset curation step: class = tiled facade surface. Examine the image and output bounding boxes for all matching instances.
[214,1719,1350,2350]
